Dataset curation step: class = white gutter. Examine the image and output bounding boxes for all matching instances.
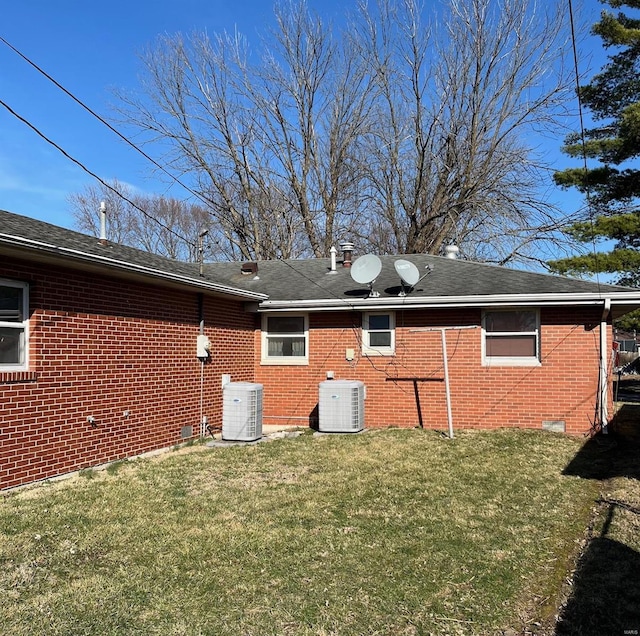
[0,234,268,301]
[256,292,640,312]
[600,297,611,434]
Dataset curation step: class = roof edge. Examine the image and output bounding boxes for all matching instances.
[0,234,268,301]
[257,292,640,311]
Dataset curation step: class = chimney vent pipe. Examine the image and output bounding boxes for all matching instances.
[340,241,354,268]
[329,246,337,272]
[99,201,107,245]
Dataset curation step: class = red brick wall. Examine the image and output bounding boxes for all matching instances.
[255,307,611,436]
[1,255,613,491]
[1,259,254,490]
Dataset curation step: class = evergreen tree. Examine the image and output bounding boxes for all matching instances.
[550,0,640,286]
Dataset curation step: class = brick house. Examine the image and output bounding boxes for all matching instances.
[2,210,640,490]
[210,251,640,437]
[0,211,266,490]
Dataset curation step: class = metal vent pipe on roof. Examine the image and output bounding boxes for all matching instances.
[330,246,337,272]
[340,241,354,267]
[444,245,459,259]
[99,201,107,245]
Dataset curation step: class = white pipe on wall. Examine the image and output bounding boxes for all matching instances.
[600,297,611,434]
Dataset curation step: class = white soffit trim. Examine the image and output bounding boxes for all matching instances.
[257,292,640,311]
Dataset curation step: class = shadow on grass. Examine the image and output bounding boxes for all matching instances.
[563,406,640,482]
[554,527,640,635]
[309,404,319,431]
[562,435,640,482]
[556,404,640,635]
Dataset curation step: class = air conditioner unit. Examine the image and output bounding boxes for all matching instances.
[222,382,263,441]
[318,380,365,433]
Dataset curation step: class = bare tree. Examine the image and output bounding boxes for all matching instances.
[110,0,578,264]
[114,1,374,260]
[354,0,578,263]
[69,180,211,262]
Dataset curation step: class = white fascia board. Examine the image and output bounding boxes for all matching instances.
[0,235,268,301]
[257,292,640,312]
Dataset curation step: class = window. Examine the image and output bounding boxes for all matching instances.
[0,281,28,370]
[261,314,308,365]
[483,309,540,366]
[363,312,395,356]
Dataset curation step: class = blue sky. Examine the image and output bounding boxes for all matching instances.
[0,0,607,232]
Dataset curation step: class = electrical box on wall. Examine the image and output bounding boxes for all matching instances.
[197,334,211,358]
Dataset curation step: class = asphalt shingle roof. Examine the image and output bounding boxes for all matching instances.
[204,253,633,302]
[0,209,266,300]
[0,209,201,279]
[2,209,637,308]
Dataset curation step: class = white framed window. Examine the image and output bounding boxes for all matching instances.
[261,313,308,365]
[0,280,29,371]
[482,308,540,366]
[363,311,395,356]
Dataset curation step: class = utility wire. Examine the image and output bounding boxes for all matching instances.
[0,68,357,304]
[0,36,359,295]
[567,0,602,290]
[0,98,193,246]
[0,34,462,389]
[1,34,389,334]
[0,35,216,215]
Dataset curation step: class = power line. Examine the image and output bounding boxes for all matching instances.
[0,36,360,290]
[0,97,194,246]
[567,0,602,290]
[0,35,216,214]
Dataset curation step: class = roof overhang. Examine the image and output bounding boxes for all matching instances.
[0,235,268,302]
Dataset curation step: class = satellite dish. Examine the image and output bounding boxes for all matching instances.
[394,259,420,287]
[350,254,382,285]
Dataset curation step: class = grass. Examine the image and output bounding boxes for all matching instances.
[553,392,640,636]
[0,428,616,635]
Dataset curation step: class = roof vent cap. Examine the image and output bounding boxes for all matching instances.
[340,241,354,267]
[329,246,337,272]
[444,245,459,259]
[241,262,259,275]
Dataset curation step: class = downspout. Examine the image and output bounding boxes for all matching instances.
[600,297,611,434]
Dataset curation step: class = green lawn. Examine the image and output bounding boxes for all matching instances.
[0,429,613,635]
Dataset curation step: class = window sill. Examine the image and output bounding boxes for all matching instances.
[483,358,541,367]
[363,350,395,357]
[260,358,309,366]
[0,371,38,384]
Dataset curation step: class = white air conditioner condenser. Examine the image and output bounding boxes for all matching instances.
[318,380,365,433]
[222,382,263,441]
